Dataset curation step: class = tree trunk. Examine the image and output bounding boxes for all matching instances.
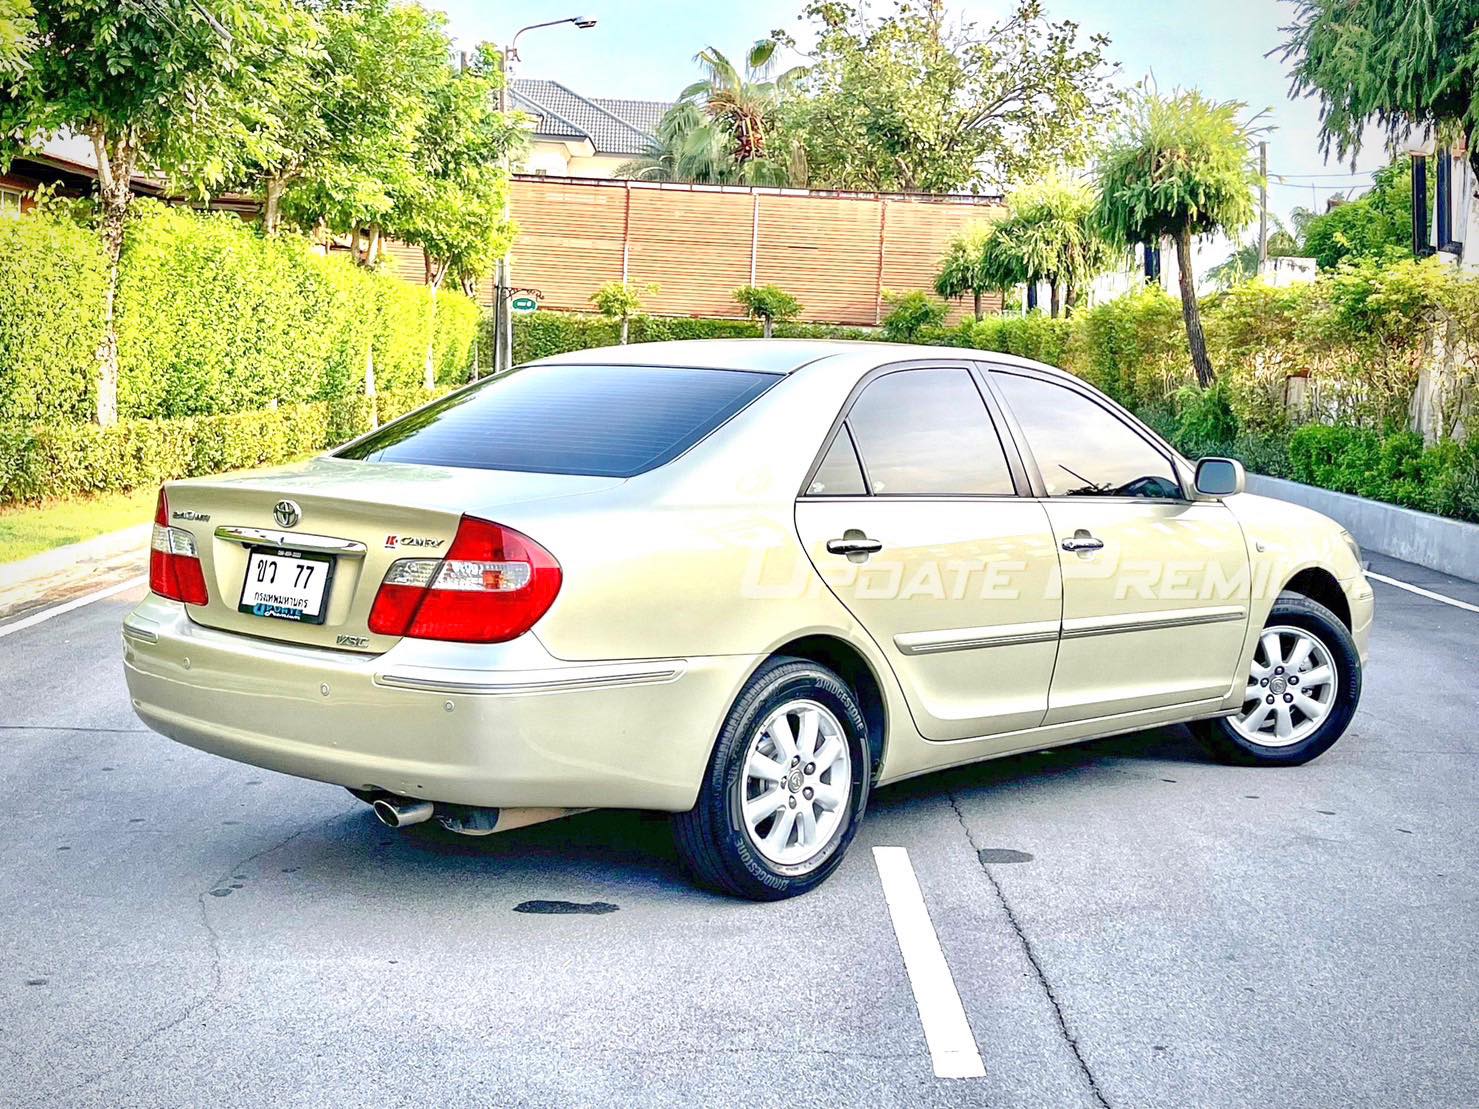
[972,289,983,322]
[620,315,629,344]
[1173,225,1216,387]
[365,343,378,428]
[263,176,285,235]
[1064,282,1079,318]
[359,225,381,267]
[1049,280,1061,319]
[424,256,445,391]
[91,129,137,428]
[762,316,773,338]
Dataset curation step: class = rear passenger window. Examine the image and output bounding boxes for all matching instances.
[336,363,779,478]
[807,426,866,496]
[845,369,1014,495]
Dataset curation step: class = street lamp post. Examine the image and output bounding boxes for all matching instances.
[493,16,598,375]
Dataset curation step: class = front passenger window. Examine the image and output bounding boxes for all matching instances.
[994,373,1181,499]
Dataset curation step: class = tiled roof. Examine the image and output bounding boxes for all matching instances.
[510,79,670,157]
[590,97,671,138]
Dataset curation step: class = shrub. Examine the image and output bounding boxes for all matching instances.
[1170,382,1240,456]
[1285,424,1479,521]
[0,210,108,423]
[733,284,802,336]
[0,387,438,504]
[508,312,875,363]
[881,290,948,342]
[0,201,483,425]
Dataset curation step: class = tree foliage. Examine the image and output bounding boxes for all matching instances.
[1281,0,1479,174]
[1298,159,1412,269]
[1001,173,1115,314]
[0,0,33,80]
[618,40,802,185]
[935,222,1014,320]
[0,0,295,424]
[733,284,802,336]
[590,281,659,343]
[1096,90,1262,385]
[385,44,518,291]
[774,0,1118,193]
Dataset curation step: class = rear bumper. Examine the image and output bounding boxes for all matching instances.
[122,595,755,811]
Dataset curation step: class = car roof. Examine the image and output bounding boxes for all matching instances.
[524,337,1074,381]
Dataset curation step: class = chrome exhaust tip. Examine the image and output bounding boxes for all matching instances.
[371,796,435,828]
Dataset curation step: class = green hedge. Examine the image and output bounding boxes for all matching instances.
[0,213,108,423]
[510,283,1479,524]
[1287,424,1479,522]
[510,312,874,363]
[0,387,454,503]
[0,202,484,424]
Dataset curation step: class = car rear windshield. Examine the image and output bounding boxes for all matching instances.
[336,363,780,477]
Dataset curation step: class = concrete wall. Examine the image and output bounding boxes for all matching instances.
[1247,474,1479,582]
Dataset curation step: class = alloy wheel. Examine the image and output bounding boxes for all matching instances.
[1231,625,1339,747]
[737,699,852,866]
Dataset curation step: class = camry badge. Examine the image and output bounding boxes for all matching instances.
[273,499,302,528]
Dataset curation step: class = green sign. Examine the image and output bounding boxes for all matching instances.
[510,295,539,314]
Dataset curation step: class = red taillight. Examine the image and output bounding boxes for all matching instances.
[368,516,562,643]
[149,488,209,606]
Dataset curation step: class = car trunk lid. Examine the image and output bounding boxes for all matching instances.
[163,456,617,653]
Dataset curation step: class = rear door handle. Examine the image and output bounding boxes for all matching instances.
[1061,530,1104,553]
[826,533,883,558]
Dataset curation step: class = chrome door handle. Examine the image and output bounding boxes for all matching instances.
[826,534,883,557]
[1061,531,1104,553]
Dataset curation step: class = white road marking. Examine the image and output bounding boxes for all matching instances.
[1366,571,1479,614]
[873,846,987,1079]
[0,576,148,639]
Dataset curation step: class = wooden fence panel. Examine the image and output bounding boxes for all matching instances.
[627,188,754,317]
[440,177,1006,323]
[505,180,626,311]
[753,194,884,325]
[881,200,1004,324]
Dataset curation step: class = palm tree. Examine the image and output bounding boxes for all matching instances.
[617,40,804,185]
[934,222,1027,320]
[999,174,1115,317]
[1096,90,1263,386]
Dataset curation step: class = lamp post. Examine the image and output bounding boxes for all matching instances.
[493,16,599,374]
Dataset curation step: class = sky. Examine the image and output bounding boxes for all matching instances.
[437,0,1395,252]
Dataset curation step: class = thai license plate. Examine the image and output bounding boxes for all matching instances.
[238,547,334,624]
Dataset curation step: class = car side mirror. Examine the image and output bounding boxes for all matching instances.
[1194,457,1245,498]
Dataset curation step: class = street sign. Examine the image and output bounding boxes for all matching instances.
[510,295,539,314]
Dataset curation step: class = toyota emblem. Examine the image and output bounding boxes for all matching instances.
[273,499,301,528]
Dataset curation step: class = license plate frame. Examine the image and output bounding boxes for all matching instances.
[237,546,336,625]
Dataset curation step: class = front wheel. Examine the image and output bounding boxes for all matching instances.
[1195,592,1362,766]
[673,656,870,900]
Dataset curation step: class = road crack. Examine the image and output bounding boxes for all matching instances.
[62,801,359,1096]
[0,724,152,733]
[949,792,1112,1109]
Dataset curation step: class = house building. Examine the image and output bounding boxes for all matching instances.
[0,132,260,218]
[508,79,669,178]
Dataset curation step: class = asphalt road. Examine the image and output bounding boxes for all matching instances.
[1,553,1475,1107]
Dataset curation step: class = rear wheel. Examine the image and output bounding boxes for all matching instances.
[1196,593,1361,766]
[673,656,869,900]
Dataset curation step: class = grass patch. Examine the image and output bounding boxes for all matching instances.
[0,486,158,564]
[0,454,322,565]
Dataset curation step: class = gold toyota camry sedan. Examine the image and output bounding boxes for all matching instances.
[124,340,1373,899]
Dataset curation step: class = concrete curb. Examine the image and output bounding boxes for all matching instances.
[0,523,151,617]
[1247,474,1479,583]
